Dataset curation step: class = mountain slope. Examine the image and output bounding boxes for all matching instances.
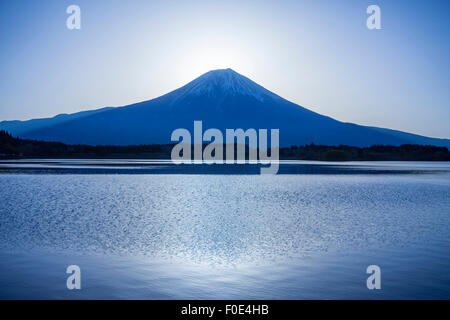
[1,68,449,148]
[0,107,114,136]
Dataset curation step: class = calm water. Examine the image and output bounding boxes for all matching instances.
[0,160,449,299]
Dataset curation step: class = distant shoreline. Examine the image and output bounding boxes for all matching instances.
[1,130,449,162]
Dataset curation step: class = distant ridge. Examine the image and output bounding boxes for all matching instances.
[1,68,449,148]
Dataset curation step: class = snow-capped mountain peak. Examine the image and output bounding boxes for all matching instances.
[1,68,449,148]
[171,68,281,103]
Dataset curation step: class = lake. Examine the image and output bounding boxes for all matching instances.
[0,160,449,299]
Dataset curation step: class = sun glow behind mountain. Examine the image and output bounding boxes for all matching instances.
[172,44,254,85]
[0,0,449,138]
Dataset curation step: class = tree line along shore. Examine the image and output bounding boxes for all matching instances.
[1,130,449,161]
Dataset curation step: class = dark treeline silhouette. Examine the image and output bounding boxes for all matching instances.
[279,143,450,161]
[0,130,171,158]
[1,130,449,161]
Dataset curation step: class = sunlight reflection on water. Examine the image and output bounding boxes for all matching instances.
[0,161,449,299]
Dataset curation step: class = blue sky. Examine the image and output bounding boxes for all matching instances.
[0,0,449,138]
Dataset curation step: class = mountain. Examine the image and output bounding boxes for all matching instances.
[0,107,114,137]
[1,68,449,148]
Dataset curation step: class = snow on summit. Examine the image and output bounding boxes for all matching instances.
[172,68,281,103]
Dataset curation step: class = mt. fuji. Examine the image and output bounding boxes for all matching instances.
[1,68,449,148]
